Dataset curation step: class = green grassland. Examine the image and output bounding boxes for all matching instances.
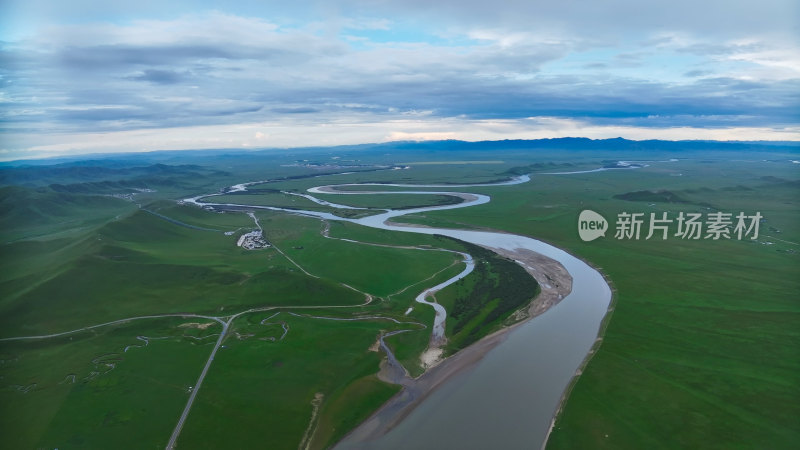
[206,191,381,219]
[296,219,541,373]
[0,209,365,337]
[250,163,521,193]
[0,186,138,243]
[248,165,512,192]
[546,164,799,449]
[211,191,334,210]
[211,182,466,212]
[0,176,473,448]
[0,317,219,449]
[178,313,404,449]
[378,157,799,449]
[145,200,258,231]
[2,145,797,449]
[259,212,460,298]
[311,192,463,210]
[325,220,465,251]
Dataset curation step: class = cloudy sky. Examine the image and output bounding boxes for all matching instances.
[1,0,798,160]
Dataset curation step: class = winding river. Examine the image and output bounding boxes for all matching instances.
[188,174,612,449]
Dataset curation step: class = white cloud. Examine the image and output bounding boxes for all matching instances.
[37,12,281,47]
[1,2,797,160]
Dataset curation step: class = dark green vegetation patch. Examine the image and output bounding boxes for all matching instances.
[612,189,690,203]
[437,242,539,352]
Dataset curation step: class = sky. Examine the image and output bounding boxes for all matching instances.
[1,0,799,161]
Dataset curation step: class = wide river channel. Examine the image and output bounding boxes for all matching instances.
[192,175,612,449]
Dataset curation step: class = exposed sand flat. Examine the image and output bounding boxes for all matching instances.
[491,246,573,319]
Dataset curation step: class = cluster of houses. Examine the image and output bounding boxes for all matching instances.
[237,230,270,250]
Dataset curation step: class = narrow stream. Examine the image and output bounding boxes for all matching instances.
[414,251,474,343]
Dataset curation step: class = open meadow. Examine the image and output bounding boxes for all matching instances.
[1,141,797,448]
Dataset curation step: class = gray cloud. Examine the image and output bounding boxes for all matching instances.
[1,3,798,156]
[5,32,798,133]
[129,69,186,84]
[271,107,319,114]
[684,69,713,78]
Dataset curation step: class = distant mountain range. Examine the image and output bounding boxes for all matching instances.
[351,137,800,153]
[2,137,797,169]
[0,163,229,188]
